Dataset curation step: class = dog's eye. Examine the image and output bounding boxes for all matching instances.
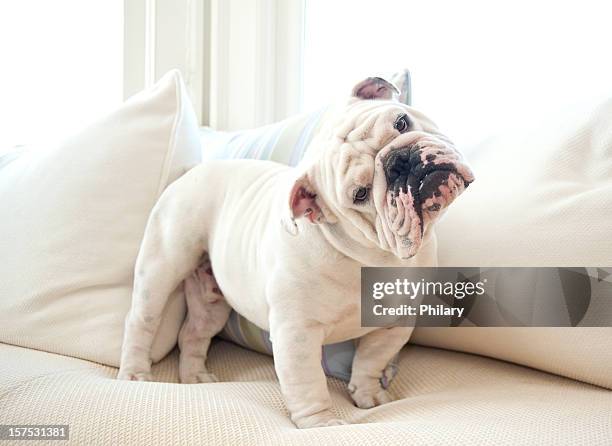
[353,186,369,204]
[394,114,410,133]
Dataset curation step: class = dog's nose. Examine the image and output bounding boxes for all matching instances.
[385,152,409,183]
[383,146,423,196]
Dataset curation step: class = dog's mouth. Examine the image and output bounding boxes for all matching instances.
[376,142,474,259]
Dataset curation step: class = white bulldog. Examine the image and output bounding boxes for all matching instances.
[117,77,474,428]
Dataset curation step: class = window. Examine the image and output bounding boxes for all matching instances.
[0,1,123,148]
[303,0,612,148]
[4,1,611,144]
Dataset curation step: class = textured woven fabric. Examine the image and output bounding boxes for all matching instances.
[1,340,610,445]
[414,98,612,389]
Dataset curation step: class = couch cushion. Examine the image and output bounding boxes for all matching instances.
[1,341,610,445]
[413,99,612,389]
[0,70,200,367]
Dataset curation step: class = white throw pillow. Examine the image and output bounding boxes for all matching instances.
[0,70,200,367]
[413,99,612,389]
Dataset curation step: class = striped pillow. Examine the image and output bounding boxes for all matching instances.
[199,108,398,385]
[200,107,329,166]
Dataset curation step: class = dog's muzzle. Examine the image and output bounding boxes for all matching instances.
[376,140,474,259]
[383,144,472,216]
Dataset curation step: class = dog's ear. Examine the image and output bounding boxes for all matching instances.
[282,173,336,235]
[352,77,400,101]
[288,174,323,224]
[390,69,412,105]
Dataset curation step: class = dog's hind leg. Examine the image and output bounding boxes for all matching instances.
[179,257,231,383]
[117,176,207,382]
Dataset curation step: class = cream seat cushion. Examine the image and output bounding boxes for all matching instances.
[0,70,199,366]
[1,340,610,445]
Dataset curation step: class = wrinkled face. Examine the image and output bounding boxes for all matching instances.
[290,77,474,262]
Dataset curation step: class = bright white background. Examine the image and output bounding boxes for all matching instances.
[303,0,612,148]
[0,1,123,148]
[2,1,612,148]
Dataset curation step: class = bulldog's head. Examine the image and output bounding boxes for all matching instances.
[287,76,474,265]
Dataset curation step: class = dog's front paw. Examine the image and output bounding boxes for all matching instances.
[180,370,218,384]
[117,368,153,382]
[293,410,349,429]
[348,382,393,409]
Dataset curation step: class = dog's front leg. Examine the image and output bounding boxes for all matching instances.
[348,326,413,409]
[270,320,347,428]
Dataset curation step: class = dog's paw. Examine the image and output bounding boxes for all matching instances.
[294,410,349,429]
[348,383,393,409]
[180,371,218,384]
[197,372,218,383]
[117,369,153,382]
[311,418,349,428]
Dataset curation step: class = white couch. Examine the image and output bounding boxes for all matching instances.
[1,72,611,445]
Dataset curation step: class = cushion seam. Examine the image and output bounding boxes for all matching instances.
[155,72,183,197]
